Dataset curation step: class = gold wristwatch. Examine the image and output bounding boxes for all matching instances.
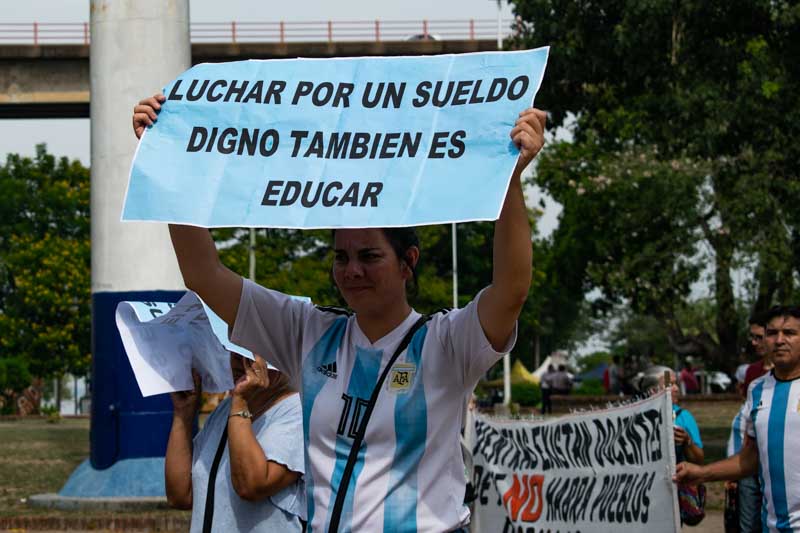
[230,409,252,419]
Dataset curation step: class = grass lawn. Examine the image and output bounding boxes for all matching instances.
[0,418,89,516]
[0,416,189,530]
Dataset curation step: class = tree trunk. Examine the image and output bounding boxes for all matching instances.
[55,376,62,414]
[714,236,739,375]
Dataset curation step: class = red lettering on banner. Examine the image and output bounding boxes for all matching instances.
[502,473,544,522]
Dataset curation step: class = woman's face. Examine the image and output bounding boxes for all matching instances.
[230,353,246,383]
[658,372,680,403]
[332,229,413,316]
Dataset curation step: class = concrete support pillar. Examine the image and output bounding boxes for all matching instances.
[89,0,189,472]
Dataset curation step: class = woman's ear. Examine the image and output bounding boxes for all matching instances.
[403,246,420,272]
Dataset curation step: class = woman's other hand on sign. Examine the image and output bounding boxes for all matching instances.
[170,369,202,421]
[510,108,546,174]
[133,93,166,139]
[673,425,692,446]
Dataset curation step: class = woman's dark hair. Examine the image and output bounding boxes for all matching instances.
[331,227,420,294]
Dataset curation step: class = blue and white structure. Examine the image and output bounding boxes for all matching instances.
[60,0,190,497]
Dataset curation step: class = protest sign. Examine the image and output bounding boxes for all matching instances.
[470,391,679,533]
[116,292,239,396]
[124,48,549,228]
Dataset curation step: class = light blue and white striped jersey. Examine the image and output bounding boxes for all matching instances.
[231,279,513,532]
[744,372,800,532]
[727,402,747,457]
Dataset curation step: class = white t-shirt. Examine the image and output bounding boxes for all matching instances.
[735,363,749,384]
[744,372,800,532]
[231,279,515,532]
[190,395,306,533]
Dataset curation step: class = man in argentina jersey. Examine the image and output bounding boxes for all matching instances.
[676,305,800,532]
[232,281,513,532]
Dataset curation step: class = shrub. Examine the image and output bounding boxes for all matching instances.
[0,357,32,414]
[511,382,542,407]
[573,377,606,396]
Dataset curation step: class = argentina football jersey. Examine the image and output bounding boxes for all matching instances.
[745,372,800,531]
[231,279,514,532]
[727,403,747,457]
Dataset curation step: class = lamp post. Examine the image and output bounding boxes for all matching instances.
[451,223,458,309]
[492,0,512,407]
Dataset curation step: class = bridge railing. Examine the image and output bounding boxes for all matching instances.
[0,19,515,46]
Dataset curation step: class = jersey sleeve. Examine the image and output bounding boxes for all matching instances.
[434,288,517,389]
[743,382,757,438]
[230,279,314,387]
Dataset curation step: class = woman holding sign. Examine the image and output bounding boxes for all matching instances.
[166,353,305,532]
[134,93,545,532]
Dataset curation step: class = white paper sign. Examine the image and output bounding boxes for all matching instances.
[116,291,251,397]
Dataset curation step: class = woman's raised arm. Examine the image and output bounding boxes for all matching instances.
[132,94,243,326]
[477,108,546,351]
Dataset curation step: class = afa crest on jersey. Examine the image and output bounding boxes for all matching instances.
[388,363,416,393]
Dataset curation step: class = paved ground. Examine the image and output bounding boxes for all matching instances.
[683,510,724,532]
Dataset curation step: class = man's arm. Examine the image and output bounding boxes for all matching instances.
[674,436,758,484]
[478,108,545,351]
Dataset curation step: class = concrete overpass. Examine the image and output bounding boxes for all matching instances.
[0,19,512,119]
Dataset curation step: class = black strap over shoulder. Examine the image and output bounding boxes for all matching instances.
[328,313,434,532]
[202,425,229,533]
[315,305,353,317]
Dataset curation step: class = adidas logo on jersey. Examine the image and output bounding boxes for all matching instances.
[317,361,337,379]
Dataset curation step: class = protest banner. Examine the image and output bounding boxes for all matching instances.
[123,48,549,228]
[470,391,680,533]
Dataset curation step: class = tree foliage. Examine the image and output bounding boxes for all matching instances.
[510,0,800,372]
[0,146,91,383]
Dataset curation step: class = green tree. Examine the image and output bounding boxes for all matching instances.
[510,0,800,372]
[0,146,91,383]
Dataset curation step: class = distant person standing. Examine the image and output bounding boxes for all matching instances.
[605,355,623,395]
[551,365,573,395]
[742,314,773,394]
[679,361,700,395]
[540,364,556,414]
